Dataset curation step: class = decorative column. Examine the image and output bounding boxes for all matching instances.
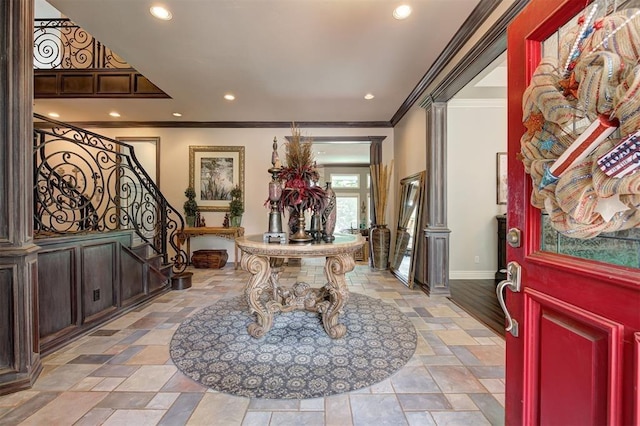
[0,0,42,394]
[422,102,451,296]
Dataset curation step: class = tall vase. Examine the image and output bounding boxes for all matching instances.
[370,224,391,270]
[288,207,299,234]
[322,182,336,242]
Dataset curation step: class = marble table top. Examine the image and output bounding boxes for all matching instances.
[236,233,365,258]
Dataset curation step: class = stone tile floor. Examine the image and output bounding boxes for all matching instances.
[0,260,505,425]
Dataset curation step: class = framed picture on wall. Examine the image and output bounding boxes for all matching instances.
[496,152,507,205]
[189,146,245,212]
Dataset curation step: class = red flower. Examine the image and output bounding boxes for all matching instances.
[274,167,326,213]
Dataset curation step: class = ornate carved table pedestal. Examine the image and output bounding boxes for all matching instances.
[236,234,365,339]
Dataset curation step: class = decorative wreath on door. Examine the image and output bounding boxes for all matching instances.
[520,5,640,239]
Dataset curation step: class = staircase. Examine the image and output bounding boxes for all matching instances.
[122,243,168,295]
[33,114,187,354]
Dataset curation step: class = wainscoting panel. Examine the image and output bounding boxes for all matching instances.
[0,267,14,371]
[34,70,169,98]
[96,73,131,94]
[36,231,170,355]
[81,242,118,323]
[120,247,146,307]
[37,248,76,340]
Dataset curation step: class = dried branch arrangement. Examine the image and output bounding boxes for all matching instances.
[370,160,393,225]
[277,123,325,213]
[284,123,314,171]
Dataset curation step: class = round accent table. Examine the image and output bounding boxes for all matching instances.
[236,234,365,339]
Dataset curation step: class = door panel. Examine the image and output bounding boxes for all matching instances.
[538,313,607,425]
[506,1,640,424]
[524,288,623,425]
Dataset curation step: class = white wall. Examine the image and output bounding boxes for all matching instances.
[391,103,427,264]
[447,99,507,279]
[392,103,427,223]
[86,126,393,262]
[393,103,427,182]
[36,0,61,18]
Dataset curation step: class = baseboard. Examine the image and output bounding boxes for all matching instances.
[449,270,496,280]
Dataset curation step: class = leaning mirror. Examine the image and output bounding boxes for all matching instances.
[390,171,425,288]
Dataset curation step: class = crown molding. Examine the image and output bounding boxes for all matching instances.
[390,0,504,126]
[33,120,392,129]
[418,0,529,111]
[447,98,506,108]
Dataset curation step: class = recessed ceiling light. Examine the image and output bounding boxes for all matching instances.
[172,112,182,117]
[224,94,236,101]
[364,93,375,100]
[150,6,172,20]
[109,111,121,118]
[48,112,60,118]
[393,5,412,20]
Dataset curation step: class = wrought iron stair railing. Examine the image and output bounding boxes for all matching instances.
[34,18,130,70]
[33,114,188,272]
[34,158,100,233]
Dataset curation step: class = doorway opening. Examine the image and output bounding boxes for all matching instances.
[446,52,507,335]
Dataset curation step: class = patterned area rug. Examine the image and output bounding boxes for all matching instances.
[170,292,417,399]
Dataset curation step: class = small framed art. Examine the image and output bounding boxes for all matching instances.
[497,152,507,205]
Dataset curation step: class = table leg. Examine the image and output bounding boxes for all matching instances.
[321,253,356,339]
[234,241,239,270]
[267,257,285,303]
[241,253,273,338]
[186,237,191,265]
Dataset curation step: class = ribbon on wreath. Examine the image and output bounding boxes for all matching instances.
[540,115,619,188]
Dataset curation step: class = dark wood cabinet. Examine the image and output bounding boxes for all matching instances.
[495,215,507,283]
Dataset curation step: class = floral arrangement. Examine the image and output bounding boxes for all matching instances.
[276,124,326,213]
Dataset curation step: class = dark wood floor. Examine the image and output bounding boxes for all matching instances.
[449,279,505,336]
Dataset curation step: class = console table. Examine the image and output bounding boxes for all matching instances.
[236,234,365,339]
[177,226,245,269]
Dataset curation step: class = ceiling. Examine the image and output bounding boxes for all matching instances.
[454,52,507,100]
[37,0,486,125]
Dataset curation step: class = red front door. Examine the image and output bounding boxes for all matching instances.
[506,1,640,425]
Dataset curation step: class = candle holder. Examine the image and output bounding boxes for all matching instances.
[264,137,287,244]
[309,209,323,241]
[289,209,313,242]
[308,169,323,241]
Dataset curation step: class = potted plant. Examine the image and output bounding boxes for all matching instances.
[229,185,244,227]
[183,187,198,227]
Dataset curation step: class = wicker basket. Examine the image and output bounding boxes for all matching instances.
[191,249,228,269]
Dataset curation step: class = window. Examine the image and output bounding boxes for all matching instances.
[328,168,370,230]
[366,194,371,227]
[331,174,360,189]
[335,194,360,232]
